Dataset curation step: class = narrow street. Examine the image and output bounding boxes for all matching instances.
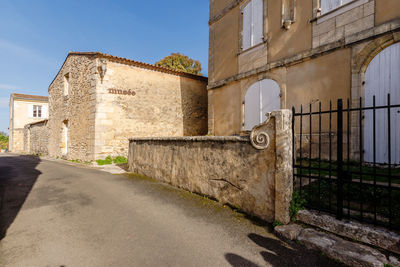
[0,154,342,266]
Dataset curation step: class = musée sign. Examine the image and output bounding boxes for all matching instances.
[108,88,136,96]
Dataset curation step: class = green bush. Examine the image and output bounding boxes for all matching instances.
[113,156,127,164]
[0,131,8,150]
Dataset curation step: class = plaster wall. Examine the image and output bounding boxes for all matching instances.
[9,99,48,153]
[375,0,400,25]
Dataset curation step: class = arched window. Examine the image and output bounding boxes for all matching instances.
[244,79,281,130]
[364,42,400,164]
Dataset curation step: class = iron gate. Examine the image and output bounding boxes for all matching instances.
[292,95,400,230]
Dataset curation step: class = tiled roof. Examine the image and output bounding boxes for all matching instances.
[68,52,208,81]
[11,93,48,101]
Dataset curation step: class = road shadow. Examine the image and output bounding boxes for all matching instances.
[225,233,346,267]
[0,155,41,240]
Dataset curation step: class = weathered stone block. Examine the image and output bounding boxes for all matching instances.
[313,18,336,37]
[336,6,364,28]
[345,14,374,37]
[298,228,388,267]
[274,224,303,240]
[297,210,400,254]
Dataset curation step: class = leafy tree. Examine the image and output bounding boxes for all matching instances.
[155,53,202,75]
[0,131,8,150]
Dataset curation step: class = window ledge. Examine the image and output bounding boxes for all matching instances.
[238,39,268,56]
[313,0,368,24]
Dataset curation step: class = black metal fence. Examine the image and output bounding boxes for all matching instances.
[292,95,400,230]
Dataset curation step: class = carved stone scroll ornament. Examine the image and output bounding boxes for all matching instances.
[250,112,271,150]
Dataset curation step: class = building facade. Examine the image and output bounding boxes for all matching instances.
[48,52,208,161]
[9,93,49,153]
[208,0,399,133]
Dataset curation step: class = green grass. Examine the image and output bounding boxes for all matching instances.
[296,158,400,184]
[113,156,127,164]
[96,156,127,165]
[96,156,113,165]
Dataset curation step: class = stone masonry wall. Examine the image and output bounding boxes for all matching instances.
[128,110,293,223]
[48,55,96,161]
[24,120,49,155]
[312,0,375,48]
[94,60,208,159]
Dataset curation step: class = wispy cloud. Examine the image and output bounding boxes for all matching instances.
[0,84,20,90]
[0,97,9,108]
[0,39,54,66]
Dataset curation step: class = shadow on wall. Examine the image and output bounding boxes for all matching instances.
[225,233,345,267]
[180,77,208,136]
[0,155,41,240]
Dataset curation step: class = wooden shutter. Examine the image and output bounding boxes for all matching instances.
[244,82,261,130]
[260,79,281,122]
[252,0,263,46]
[364,43,400,164]
[28,104,33,118]
[321,0,341,14]
[242,2,252,50]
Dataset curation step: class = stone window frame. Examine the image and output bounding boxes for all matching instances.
[63,72,70,97]
[312,0,368,24]
[238,0,268,55]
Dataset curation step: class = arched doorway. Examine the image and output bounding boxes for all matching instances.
[244,79,281,131]
[364,42,400,164]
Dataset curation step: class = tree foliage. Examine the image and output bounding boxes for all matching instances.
[0,131,8,150]
[155,53,202,75]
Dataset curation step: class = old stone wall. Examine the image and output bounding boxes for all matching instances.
[129,110,293,223]
[24,120,49,155]
[48,54,96,161]
[94,60,208,159]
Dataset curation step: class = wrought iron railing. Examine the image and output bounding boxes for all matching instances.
[292,95,400,230]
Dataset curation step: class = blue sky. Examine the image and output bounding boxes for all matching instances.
[0,0,209,133]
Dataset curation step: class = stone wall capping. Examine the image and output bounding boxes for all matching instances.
[129,136,250,142]
[208,19,400,90]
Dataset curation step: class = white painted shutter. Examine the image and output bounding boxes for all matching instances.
[321,0,341,14]
[244,82,260,130]
[252,0,263,46]
[42,105,48,118]
[260,79,281,121]
[245,79,281,131]
[242,2,252,50]
[28,104,33,118]
[364,43,400,164]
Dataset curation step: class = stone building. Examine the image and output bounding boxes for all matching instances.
[48,52,208,161]
[8,93,49,153]
[208,0,400,162]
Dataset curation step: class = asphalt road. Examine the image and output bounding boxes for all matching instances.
[0,154,344,267]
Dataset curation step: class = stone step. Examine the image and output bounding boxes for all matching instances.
[275,224,400,267]
[297,210,400,255]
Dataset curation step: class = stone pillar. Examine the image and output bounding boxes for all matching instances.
[272,110,293,224]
